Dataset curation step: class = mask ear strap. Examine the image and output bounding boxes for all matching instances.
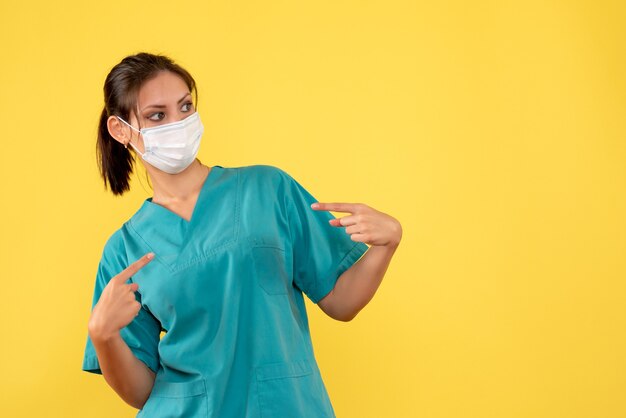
[116,116,145,157]
[126,139,144,157]
[116,115,142,133]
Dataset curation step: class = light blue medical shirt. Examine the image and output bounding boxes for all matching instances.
[82,164,369,418]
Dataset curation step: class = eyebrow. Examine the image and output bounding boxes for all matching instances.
[141,93,192,111]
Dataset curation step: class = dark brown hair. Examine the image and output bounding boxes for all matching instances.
[96,52,198,195]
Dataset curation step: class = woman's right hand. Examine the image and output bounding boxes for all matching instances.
[88,253,155,341]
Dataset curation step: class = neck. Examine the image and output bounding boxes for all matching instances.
[146,159,210,203]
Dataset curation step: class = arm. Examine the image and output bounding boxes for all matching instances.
[88,328,156,409]
[87,253,157,409]
[312,202,402,321]
[317,241,398,321]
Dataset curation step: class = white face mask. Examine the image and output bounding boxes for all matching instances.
[117,111,204,174]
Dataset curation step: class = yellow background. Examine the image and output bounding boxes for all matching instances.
[0,1,624,417]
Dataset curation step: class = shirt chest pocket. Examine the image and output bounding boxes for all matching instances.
[250,245,292,296]
[137,378,209,418]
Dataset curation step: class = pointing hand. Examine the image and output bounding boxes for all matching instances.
[311,202,402,248]
[88,253,155,341]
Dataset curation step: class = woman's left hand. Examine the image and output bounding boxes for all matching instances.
[311,202,402,248]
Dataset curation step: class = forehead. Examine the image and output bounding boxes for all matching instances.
[137,71,190,109]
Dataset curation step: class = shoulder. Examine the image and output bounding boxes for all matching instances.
[233,164,289,178]
[231,164,297,188]
[98,224,132,274]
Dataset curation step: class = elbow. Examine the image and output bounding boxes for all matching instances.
[317,290,361,322]
[333,310,359,322]
[126,393,150,411]
[121,391,145,410]
[117,379,154,410]
[128,400,144,411]
[320,305,358,322]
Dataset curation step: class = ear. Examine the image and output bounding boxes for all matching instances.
[107,116,130,146]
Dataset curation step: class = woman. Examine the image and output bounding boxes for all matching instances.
[82,52,402,417]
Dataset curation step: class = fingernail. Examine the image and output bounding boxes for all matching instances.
[311,203,319,209]
[147,253,155,259]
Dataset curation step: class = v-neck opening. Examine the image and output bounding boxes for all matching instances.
[127,165,237,274]
[145,165,222,224]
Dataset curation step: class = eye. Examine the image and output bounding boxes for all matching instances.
[148,111,165,121]
[181,101,194,112]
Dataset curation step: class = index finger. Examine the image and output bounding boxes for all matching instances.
[310,202,359,213]
[112,252,155,284]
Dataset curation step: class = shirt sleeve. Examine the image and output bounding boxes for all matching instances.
[281,169,370,304]
[81,233,161,375]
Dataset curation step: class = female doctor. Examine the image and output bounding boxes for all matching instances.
[82,52,402,418]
